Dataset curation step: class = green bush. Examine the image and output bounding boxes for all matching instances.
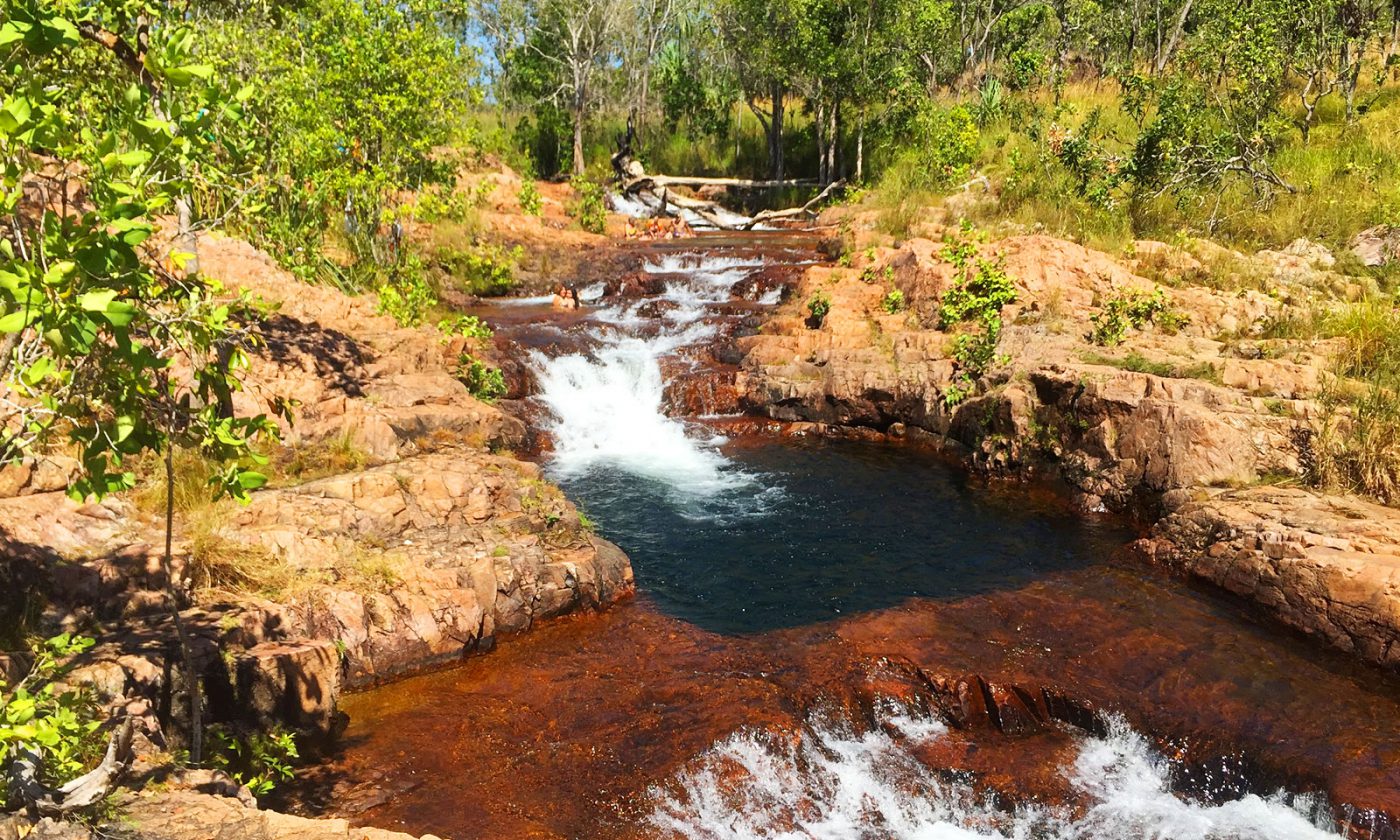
[939,234,1018,406]
[568,178,608,234]
[908,103,980,186]
[436,243,523,297]
[209,725,299,797]
[806,291,833,327]
[456,355,508,402]
[1089,288,1189,346]
[376,254,437,327]
[518,179,543,216]
[881,289,906,314]
[0,634,106,811]
[437,314,494,342]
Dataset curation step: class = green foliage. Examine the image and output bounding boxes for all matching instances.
[437,243,523,298]
[900,103,980,188]
[806,291,832,327]
[376,255,437,327]
[414,186,471,224]
[1088,288,1188,346]
[518,179,543,216]
[939,233,1017,406]
[881,289,906,314]
[202,0,477,288]
[1,0,277,502]
[0,634,105,810]
[455,354,507,403]
[438,315,494,342]
[568,177,608,234]
[209,725,299,797]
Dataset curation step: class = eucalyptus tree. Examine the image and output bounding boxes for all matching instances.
[479,0,631,175]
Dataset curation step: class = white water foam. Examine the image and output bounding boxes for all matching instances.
[533,254,772,502]
[607,192,764,230]
[647,712,1342,840]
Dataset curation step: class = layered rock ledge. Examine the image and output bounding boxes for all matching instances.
[737,225,1400,669]
[0,234,634,837]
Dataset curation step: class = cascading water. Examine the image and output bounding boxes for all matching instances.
[530,251,775,503]
[648,710,1344,840]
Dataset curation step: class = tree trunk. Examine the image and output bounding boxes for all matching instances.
[770,81,786,182]
[164,441,202,765]
[856,111,865,184]
[1155,0,1193,74]
[572,104,586,177]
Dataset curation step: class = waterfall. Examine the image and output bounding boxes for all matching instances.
[531,253,775,502]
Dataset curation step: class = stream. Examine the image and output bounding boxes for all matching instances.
[318,235,1400,839]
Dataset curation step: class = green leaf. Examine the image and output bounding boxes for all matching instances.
[116,149,152,168]
[113,416,135,443]
[78,289,118,312]
[102,300,138,327]
[41,260,75,285]
[0,308,38,333]
[0,22,26,46]
[20,357,52,386]
[165,64,215,86]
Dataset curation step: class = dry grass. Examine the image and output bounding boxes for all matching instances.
[333,546,404,594]
[1310,300,1400,505]
[185,507,299,599]
[268,432,370,486]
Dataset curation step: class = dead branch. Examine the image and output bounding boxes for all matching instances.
[741,180,846,230]
[9,718,135,817]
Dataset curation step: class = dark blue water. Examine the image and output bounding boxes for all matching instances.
[554,436,1136,634]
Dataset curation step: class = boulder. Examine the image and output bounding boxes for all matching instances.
[1351,225,1400,267]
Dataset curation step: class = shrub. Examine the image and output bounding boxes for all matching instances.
[0,634,106,811]
[939,234,1018,406]
[806,292,833,327]
[1089,288,1189,346]
[209,725,299,797]
[438,314,494,342]
[909,104,980,185]
[568,178,608,234]
[376,254,437,327]
[436,243,523,298]
[518,179,543,216]
[881,289,906,314]
[456,354,507,402]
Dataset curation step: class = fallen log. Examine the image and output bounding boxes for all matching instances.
[623,175,819,191]
[741,179,846,230]
[612,132,844,230]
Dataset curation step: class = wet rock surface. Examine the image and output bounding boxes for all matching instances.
[316,580,1400,839]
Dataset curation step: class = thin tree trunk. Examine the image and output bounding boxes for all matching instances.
[856,111,865,184]
[770,82,786,182]
[1155,0,1193,73]
[164,440,202,765]
[572,96,586,177]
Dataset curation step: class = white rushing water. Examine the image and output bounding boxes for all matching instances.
[532,253,778,502]
[647,711,1343,840]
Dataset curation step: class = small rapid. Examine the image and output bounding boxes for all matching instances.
[530,250,781,502]
[648,711,1343,840]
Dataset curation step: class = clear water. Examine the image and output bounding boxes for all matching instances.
[471,242,1387,839]
[554,439,1133,634]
